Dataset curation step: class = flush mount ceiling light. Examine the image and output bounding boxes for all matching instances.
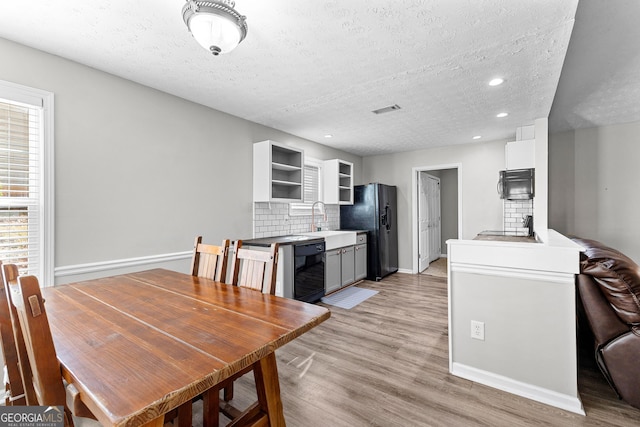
[496,112,509,118]
[489,78,504,86]
[182,0,248,56]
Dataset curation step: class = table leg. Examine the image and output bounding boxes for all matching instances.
[253,352,285,427]
[176,401,192,427]
[202,387,220,427]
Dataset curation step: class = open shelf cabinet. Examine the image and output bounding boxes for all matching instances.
[324,159,353,205]
[253,140,304,202]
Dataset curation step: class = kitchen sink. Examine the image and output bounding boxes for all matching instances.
[300,230,357,250]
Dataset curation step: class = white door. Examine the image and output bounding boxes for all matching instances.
[418,172,441,271]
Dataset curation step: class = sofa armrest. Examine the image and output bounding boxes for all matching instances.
[601,331,640,409]
[577,274,629,347]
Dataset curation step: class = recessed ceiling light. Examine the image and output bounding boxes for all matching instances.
[473,135,482,140]
[489,78,504,86]
[324,134,333,138]
[496,112,508,118]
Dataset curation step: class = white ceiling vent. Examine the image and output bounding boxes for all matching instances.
[372,104,402,115]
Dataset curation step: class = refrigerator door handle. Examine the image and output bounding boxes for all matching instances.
[384,204,391,231]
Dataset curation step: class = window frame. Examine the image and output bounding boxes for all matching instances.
[289,157,324,216]
[0,80,55,286]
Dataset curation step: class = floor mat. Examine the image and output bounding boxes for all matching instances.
[321,287,378,309]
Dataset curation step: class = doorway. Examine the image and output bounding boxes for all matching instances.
[418,172,441,272]
[411,164,462,274]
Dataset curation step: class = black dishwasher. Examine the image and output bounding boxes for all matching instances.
[293,241,325,303]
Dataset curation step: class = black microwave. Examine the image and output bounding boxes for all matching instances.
[498,168,534,200]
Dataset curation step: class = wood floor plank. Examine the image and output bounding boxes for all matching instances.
[216,273,639,426]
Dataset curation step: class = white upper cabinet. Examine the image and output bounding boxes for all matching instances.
[253,140,304,202]
[505,139,535,170]
[323,159,353,205]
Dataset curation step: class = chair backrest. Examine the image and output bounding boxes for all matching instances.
[229,240,279,294]
[1,263,36,405]
[190,236,231,283]
[0,261,26,405]
[9,275,70,420]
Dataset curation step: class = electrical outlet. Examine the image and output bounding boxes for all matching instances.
[471,320,485,341]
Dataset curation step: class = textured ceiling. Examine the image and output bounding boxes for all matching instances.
[549,0,640,133]
[0,1,579,156]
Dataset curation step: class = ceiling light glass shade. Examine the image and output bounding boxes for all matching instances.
[182,1,248,56]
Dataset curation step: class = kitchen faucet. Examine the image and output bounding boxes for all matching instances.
[311,201,327,232]
[522,214,534,237]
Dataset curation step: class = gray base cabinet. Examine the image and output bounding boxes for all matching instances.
[325,233,368,294]
[341,246,355,286]
[325,249,342,293]
[355,243,367,281]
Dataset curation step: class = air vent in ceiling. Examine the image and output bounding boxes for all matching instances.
[372,104,402,115]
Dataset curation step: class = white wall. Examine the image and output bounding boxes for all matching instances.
[363,140,506,271]
[549,120,640,262]
[0,37,362,284]
[534,118,549,231]
[440,168,459,253]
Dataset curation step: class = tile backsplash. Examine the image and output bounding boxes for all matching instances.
[253,202,340,238]
[504,199,533,234]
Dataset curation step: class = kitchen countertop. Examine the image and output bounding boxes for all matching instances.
[473,235,538,243]
[447,229,584,273]
[474,231,538,243]
[241,235,325,247]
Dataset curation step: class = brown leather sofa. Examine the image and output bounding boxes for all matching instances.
[571,237,640,410]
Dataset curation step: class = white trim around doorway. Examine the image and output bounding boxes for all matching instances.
[411,163,463,275]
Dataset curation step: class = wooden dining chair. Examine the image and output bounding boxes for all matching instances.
[189,236,234,425]
[220,240,280,417]
[229,240,279,294]
[0,263,35,406]
[8,274,97,427]
[190,236,231,283]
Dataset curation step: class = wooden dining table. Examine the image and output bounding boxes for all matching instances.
[41,268,331,427]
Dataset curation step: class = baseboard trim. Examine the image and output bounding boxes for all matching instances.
[55,251,192,277]
[397,268,413,274]
[451,362,585,415]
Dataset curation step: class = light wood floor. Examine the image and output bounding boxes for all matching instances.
[222,273,639,426]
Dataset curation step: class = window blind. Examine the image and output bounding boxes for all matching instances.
[289,160,324,216]
[0,100,41,275]
[303,163,319,203]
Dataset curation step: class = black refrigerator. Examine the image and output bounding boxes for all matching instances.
[340,183,398,281]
